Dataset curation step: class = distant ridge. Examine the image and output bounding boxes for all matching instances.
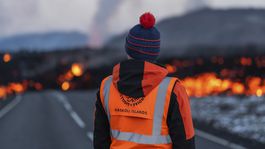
[0,32,88,51]
[106,8,265,57]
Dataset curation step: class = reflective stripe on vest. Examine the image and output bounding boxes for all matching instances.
[103,77,173,144]
[111,130,171,144]
[103,76,112,120]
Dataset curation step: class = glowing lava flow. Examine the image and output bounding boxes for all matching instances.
[182,73,265,97]
[3,53,12,63]
[0,83,25,99]
[71,63,83,77]
[1,58,264,99]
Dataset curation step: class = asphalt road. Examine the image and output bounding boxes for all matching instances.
[0,91,231,149]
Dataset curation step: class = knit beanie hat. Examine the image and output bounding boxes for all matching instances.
[125,12,160,61]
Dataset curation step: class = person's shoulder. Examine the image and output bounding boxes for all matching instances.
[99,75,112,91]
[170,77,189,101]
[101,75,112,84]
[168,77,195,140]
[99,75,112,99]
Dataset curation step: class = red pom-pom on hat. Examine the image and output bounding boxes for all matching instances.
[140,12,156,29]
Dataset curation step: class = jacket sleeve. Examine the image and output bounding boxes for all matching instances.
[167,80,195,149]
[93,90,111,149]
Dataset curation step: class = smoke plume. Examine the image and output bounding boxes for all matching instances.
[185,0,208,12]
[0,0,94,38]
[1,0,265,50]
[89,0,122,48]
[89,0,207,48]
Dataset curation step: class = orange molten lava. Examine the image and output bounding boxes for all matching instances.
[232,83,245,95]
[71,63,83,77]
[0,87,7,99]
[182,73,264,97]
[9,83,24,93]
[240,57,252,66]
[3,53,12,63]
[61,81,70,91]
[166,64,177,74]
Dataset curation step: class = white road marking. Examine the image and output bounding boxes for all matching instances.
[64,103,72,111]
[0,95,22,119]
[54,92,93,142]
[70,111,86,128]
[53,92,86,128]
[53,92,95,142]
[195,129,247,149]
[87,132,94,141]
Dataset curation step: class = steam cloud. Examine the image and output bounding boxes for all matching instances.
[89,0,207,48]
[0,0,265,49]
[185,0,207,12]
[0,0,94,38]
[89,0,122,48]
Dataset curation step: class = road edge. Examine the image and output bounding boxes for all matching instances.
[195,129,247,149]
[0,95,22,119]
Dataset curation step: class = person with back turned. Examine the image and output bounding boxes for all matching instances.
[94,12,195,149]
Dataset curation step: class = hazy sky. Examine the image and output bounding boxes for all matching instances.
[0,0,265,39]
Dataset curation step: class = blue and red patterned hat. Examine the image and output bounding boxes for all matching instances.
[125,12,160,61]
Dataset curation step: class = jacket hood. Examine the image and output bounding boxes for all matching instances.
[112,60,168,98]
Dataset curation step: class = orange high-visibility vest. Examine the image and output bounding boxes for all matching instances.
[100,76,177,149]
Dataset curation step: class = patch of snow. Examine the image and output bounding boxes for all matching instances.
[191,96,265,143]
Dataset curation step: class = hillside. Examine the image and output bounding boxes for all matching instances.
[0,32,88,51]
[106,8,265,57]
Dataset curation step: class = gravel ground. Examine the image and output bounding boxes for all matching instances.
[191,96,265,144]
